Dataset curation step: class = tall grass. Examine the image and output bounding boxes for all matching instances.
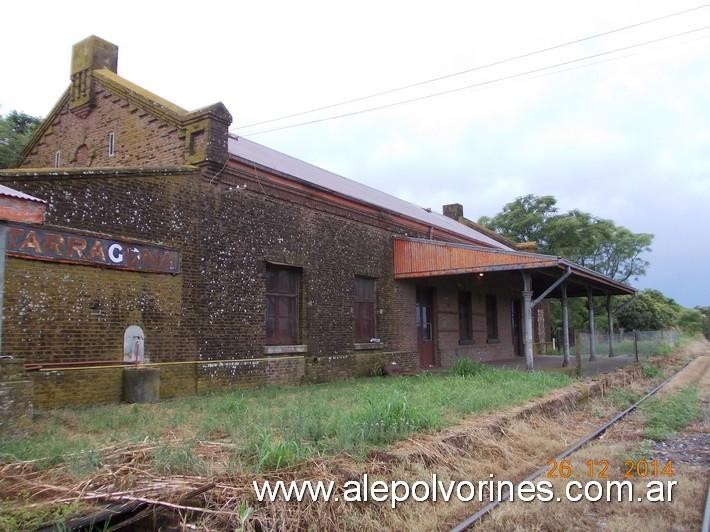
[1,368,570,473]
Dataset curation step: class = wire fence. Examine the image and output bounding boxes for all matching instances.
[575,329,679,359]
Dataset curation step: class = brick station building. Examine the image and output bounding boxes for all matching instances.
[0,36,634,408]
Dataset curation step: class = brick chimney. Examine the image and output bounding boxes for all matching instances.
[443,203,464,220]
[70,35,118,115]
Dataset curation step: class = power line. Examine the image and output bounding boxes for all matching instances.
[235,3,710,131]
[239,25,710,137]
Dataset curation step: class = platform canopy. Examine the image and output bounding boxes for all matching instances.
[393,237,635,297]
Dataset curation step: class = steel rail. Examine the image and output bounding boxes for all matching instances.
[450,359,694,532]
[702,482,710,532]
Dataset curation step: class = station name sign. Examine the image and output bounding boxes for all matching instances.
[6,225,180,274]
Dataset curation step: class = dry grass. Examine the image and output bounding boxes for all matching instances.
[1,340,707,531]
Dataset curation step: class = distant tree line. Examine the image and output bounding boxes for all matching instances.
[479,195,704,336]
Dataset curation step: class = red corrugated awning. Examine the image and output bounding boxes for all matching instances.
[393,237,635,296]
[0,185,46,224]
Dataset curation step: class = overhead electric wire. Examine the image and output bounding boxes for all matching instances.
[239,24,710,137]
[235,3,710,131]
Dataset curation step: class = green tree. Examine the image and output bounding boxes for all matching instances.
[695,306,710,339]
[479,195,653,282]
[615,289,681,331]
[478,194,557,246]
[0,111,41,168]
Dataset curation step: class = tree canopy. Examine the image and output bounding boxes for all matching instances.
[479,194,653,282]
[0,110,41,168]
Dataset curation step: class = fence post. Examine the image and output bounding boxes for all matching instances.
[633,331,639,363]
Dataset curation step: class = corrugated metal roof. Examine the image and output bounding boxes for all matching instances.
[0,184,46,203]
[228,136,509,250]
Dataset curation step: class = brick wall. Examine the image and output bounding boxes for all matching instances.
[304,351,418,383]
[430,272,520,367]
[0,169,201,365]
[28,356,307,409]
[22,81,187,169]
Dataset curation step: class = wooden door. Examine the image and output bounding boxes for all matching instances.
[416,288,436,367]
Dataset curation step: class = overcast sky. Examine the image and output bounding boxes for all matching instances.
[2,1,709,307]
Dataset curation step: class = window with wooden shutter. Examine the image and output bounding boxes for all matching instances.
[265,265,300,345]
[353,277,376,342]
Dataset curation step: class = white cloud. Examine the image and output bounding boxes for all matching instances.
[2,0,710,305]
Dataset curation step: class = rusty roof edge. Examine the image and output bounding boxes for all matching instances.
[395,237,636,294]
[394,236,559,260]
[560,259,636,294]
[394,261,559,278]
[0,185,46,204]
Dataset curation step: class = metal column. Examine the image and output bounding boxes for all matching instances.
[587,286,597,361]
[0,224,6,354]
[607,294,614,357]
[522,272,534,371]
[561,282,570,367]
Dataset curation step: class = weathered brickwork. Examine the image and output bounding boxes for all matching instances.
[0,169,202,365]
[21,81,187,169]
[31,367,124,408]
[305,351,417,383]
[433,273,547,367]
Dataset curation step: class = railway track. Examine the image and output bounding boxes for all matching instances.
[450,358,702,532]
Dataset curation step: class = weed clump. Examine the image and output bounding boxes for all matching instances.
[453,358,488,377]
[653,341,673,357]
[641,363,662,379]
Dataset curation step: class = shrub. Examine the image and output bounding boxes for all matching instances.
[641,363,662,379]
[453,358,487,377]
[653,341,672,357]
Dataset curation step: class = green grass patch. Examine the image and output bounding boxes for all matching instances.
[606,388,642,409]
[641,363,662,379]
[0,500,85,531]
[0,368,570,473]
[640,386,702,441]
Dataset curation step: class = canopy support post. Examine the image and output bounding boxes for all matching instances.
[522,272,534,371]
[561,282,570,367]
[587,286,597,361]
[607,294,614,357]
